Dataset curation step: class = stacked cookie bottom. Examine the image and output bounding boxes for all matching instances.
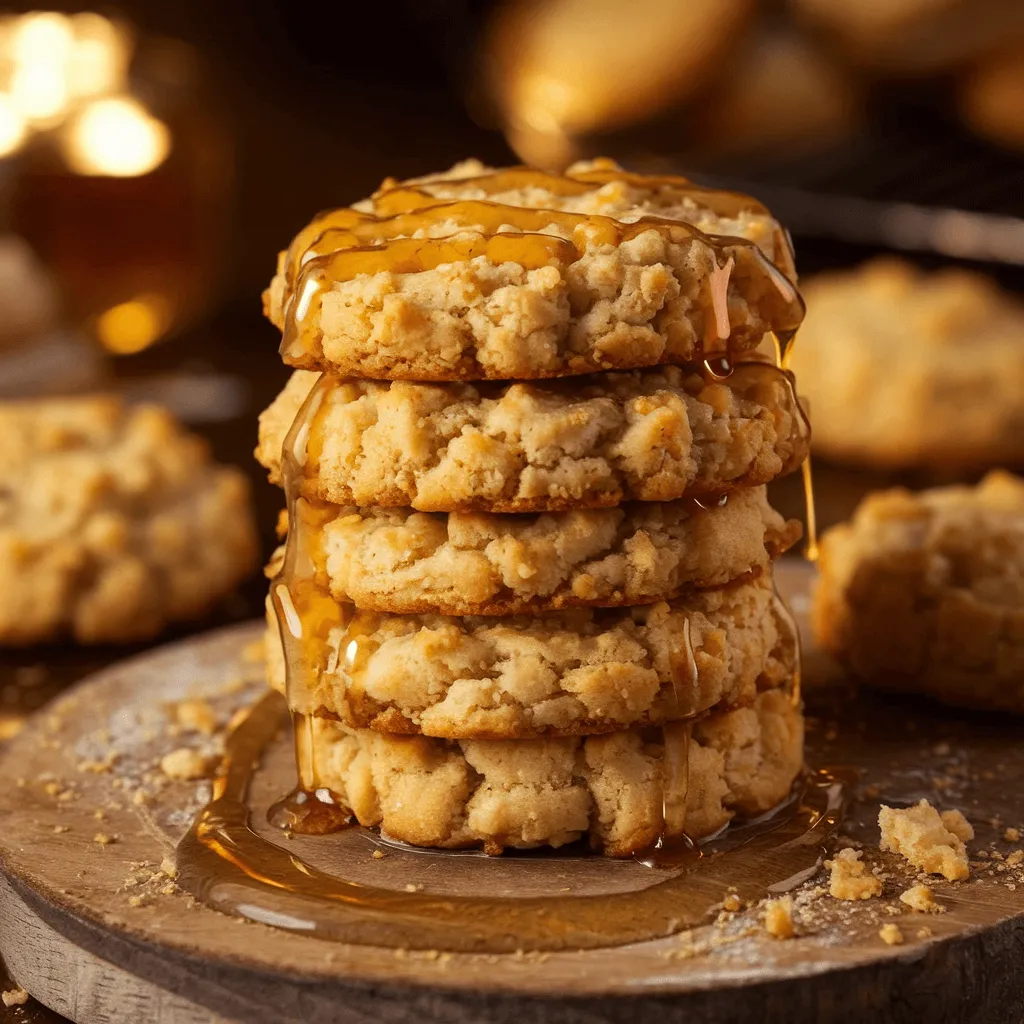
[259,364,808,856]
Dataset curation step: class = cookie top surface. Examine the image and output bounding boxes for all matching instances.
[813,471,1024,708]
[289,485,799,616]
[0,395,257,645]
[266,574,796,739]
[256,362,809,512]
[264,160,801,381]
[304,688,803,855]
[789,258,1024,470]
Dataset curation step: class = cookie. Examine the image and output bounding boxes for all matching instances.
[264,161,801,381]
[0,395,258,645]
[959,46,1024,151]
[813,471,1024,712]
[303,687,803,855]
[291,484,799,615]
[255,362,808,513]
[265,574,797,738]
[788,258,1024,470]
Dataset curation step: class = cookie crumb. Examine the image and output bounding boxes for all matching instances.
[826,848,882,900]
[1007,850,1024,868]
[93,832,116,846]
[722,893,742,912]
[878,923,904,946]
[371,849,386,860]
[127,895,145,908]
[879,800,971,881]
[160,855,177,879]
[899,883,945,913]
[2,988,28,1008]
[916,926,933,939]
[160,747,213,781]
[763,896,795,939]
[1005,827,1020,842]
[175,699,217,736]
[403,883,422,893]
[53,825,70,834]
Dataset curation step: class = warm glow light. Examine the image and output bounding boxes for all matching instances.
[10,60,68,122]
[69,13,128,98]
[12,12,73,64]
[0,94,27,156]
[63,96,170,177]
[95,294,170,353]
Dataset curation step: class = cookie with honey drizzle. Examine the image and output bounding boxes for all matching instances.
[814,471,1024,712]
[255,361,808,513]
[262,160,802,381]
[265,572,796,739]
[287,484,799,616]
[281,687,803,856]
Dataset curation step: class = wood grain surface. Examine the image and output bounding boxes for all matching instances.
[1,562,1023,1024]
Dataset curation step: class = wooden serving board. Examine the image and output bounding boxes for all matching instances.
[2,562,1024,1024]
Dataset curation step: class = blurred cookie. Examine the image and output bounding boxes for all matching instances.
[813,471,1024,711]
[293,485,799,616]
[959,46,1024,151]
[255,363,808,513]
[789,0,1024,76]
[266,574,797,737]
[0,396,257,645]
[304,687,801,855]
[788,258,1024,470]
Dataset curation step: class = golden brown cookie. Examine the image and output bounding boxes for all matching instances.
[813,471,1024,711]
[265,574,796,738]
[263,161,801,382]
[0,395,257,645]
[290,485,798,615]
[300,687,802,855]
[256,362,808,513]
[788,258,1024,470]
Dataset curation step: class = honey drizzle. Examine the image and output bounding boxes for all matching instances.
[269,371,356,833]
[175,688,846,952]
[772,328,817,562]
[278,166,805,368]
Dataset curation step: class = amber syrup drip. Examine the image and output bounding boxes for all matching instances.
[175,685,849,952]
[279,165,806,368]
[772,328,818,562]
[268,371,356,836]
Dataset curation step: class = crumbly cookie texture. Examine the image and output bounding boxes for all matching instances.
[265,576,796,738]
[0,396,257,645]
[788,258,1024,469]
[813,472,1024,711]
[256,363,807,513]
[879,800,972,881]
[307,687,802,855]
[298,485,799,615]
[265,160,799,381]
[826,848,881,900]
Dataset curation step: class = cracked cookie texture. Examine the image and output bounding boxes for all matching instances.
[0,396,257,645]
[264,159,800,381]
[302,687,803,855]
[266,575,796,738]
[256,363,807,513]
[814,471,1024,711]
[292,485,799,615]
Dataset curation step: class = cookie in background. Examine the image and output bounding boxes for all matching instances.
[0,394,258,646]
[787,258,1024,472]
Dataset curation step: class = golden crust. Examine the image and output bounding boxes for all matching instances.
[304,687,803,855]
[256,363,808,513]
[265,575,797,739]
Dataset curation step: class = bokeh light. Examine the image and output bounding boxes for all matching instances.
[63,96,170,177]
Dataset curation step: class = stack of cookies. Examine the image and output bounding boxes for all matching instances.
[256,160,810,856]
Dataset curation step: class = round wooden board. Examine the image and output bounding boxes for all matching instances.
[2,561,1024,1024]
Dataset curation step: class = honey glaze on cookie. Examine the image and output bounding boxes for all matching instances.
[278,163,804,375]
[176,687,846,953]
